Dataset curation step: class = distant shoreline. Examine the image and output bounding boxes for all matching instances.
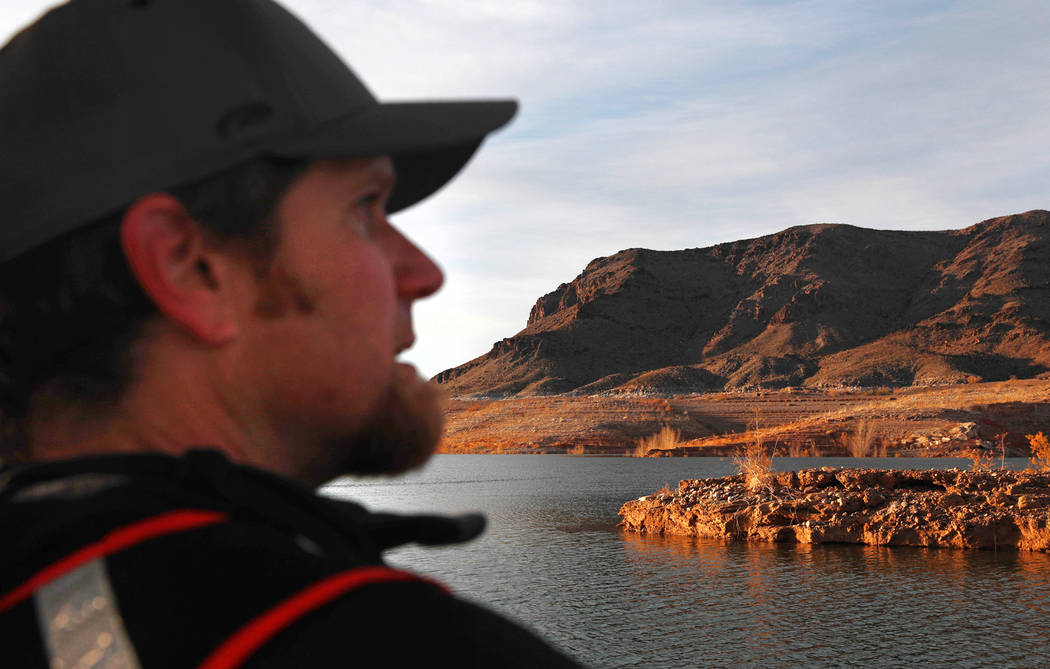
[440,378,1050,458]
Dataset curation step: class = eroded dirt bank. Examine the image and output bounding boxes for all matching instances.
[618,468,1050,551]
[440,379,1050,456]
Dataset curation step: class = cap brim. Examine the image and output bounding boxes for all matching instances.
[269,99,517,213]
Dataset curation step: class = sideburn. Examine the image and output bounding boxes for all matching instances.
[253,264,316,319]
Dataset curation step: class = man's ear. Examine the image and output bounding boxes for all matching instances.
[120,194,240,345]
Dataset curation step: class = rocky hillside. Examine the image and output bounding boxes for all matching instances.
[436,210,1050,397]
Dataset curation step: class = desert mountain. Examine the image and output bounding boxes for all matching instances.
[436,210,1050,397]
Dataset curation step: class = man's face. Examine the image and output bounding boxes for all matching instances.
[230,156,445,482]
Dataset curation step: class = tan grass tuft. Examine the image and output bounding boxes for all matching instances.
[1027,432,1050,471]
[846,420,884,457]
[732,419,776,489]
[634,425,682,457]
[971,432,1008,471]
[969,448,997,472]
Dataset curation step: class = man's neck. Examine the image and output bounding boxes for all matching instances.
[25,333,274,475]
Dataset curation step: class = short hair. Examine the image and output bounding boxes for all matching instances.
[0,157,309,458]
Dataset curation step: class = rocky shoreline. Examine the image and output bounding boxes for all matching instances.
[619,468,1050,551]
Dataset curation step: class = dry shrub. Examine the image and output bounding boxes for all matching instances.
[1027,432,1050,471]
[567,443,585,456]
[846,420,884,457]
[786,440,807,458]
[733,436,775,489]
[785,439,820,457]
[969,448,997,472]
[634,425,682,457]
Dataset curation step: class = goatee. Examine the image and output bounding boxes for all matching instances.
[334,364,444,476]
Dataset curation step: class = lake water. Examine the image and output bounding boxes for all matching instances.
[323,455,1050,668]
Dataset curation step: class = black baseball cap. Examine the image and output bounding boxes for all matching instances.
[0,0,517,263]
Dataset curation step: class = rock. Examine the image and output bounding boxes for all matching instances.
[619,467,1050,552]
[951,422,979,438]
[835,494,864,513]
[986,492,1014,507]
[1018,495,1048,510]
[862,489,887,507]
[798,470,837,489]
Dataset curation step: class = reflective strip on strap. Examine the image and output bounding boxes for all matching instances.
[34,559,141,669]
[197,566,449,669]
[11,474,127,503]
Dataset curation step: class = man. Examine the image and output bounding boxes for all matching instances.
[0,0,585,666]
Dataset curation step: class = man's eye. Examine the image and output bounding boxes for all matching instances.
[360,191,391,218]
[358,193,381,208]
[347,192,385,237]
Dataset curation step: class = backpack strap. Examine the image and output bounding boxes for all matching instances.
[198,566,449,669]
[0,508,228,615]
[0,509,228,669]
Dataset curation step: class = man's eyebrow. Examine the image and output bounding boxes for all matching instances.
[364,163,397,191]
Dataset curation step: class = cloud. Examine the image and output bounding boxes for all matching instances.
[4,1,1049,376]
[381,1,1050,374]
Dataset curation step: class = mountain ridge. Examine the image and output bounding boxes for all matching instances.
[436,210,1050,396]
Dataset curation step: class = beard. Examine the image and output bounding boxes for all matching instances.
[326,364,445,477]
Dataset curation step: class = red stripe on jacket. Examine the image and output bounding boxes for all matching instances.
[197,565,449,669]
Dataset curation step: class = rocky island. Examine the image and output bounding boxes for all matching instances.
[619,468,1050,551]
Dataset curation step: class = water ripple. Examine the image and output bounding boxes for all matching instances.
[326,456,1050,668]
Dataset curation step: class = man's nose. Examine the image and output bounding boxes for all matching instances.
[389,224,444,300]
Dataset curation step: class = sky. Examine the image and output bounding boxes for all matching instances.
[3,1,1050,377]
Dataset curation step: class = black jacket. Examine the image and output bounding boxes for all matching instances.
[0,450,585,668]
